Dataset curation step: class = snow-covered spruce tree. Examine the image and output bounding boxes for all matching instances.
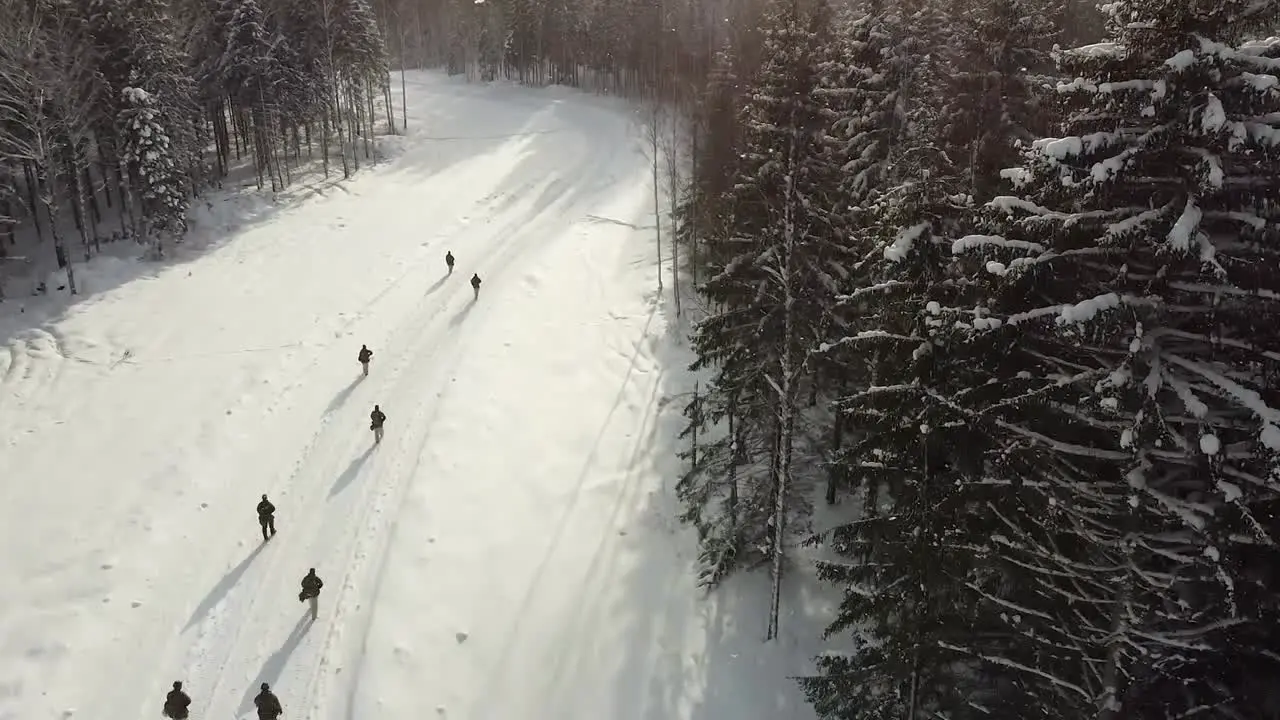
[219,0,287,187]
[118,87,188,256]
[268,0,340,178]
[332,0,390,168]
[673,39,742,289]
[802,173,1017,720]
[681,0,846,621]
[85,0,200,251]
[186,0,238,178]
[673,42,751,547]
[957,1,1280,715]
[258,28,320,181]
[822,2,905,213]
[789,0,913,512]
[334,0,389,90]
[801,9,1029,710]
[942,0,1058,202]
[0,0,102,292]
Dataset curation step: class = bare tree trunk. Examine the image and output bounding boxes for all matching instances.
[689,381,699,469]
[94,141,115,211]
[70,156,93,261]
[647,101,663,292]
[347,82,361,172]
[765,122,801,643]
[117,155,139,239]
[320,113,331,178]
[278,119,292,188]
[1099,509,1135,719]
[83,165,102,226]
[400,57,408,130]
[113,161,131,236]
[727,396,739,530]
[366,80,376,159]
[232,108,243,161]
[1,196,14,247]
[37,168,76,294]
[214,103,230,176]
[689,123,699,290]
[22,162,45,243]
[825,402,844,505]
[664,109,681,316]
[384,76,396,134]
[333,74,350,178]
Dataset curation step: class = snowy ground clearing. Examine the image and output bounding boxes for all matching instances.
[0,71,825,720]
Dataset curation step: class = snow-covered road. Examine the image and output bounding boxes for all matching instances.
[0,72,819,720]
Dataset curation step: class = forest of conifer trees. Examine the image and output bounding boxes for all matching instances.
[402,0,1280,715]
[0,0,390,298]
[3,0,1278,715]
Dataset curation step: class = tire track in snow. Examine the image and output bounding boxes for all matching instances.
[468,301,662,720]
[299,143,633,720]
[172,226,482,720]
[178,164,570,720]
[138,167,514,717]
[537,352,665,703]
[144,191,505,720]
[300,320,474,720]
[166,100,631,720]
[303,167,622,720]
[132,253,443,720]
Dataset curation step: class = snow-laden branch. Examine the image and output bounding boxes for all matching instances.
[817,330,920,354]
[1005,293,1144,326]
[1167,197,1203,252]
[951,234,1045,255]
[1161,352,1280,450]
[993,419,1131,459]
[884,222,928,262]
[837,280,907,301]
[937,641,1093,700]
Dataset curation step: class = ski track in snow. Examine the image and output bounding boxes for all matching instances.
[0,72,824,720]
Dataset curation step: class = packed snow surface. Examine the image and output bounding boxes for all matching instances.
[0,72,820,720]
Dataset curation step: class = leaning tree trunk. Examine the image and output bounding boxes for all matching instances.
[22,162,45,243]
[36,166,76,294]
[70,158,93,262]
[117,155,140,241]
[331,69,351,178]
[765,125,801,643]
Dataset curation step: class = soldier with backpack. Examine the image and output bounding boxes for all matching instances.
[254,683,283,720]
[299,568,323,621]
[257,494,276,542]
[370,405,386,445]
[358,345,373,376]
[162,681,190,720]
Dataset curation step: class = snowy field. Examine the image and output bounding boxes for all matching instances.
[0,71,823,720]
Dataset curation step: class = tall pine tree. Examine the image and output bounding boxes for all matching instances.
[962,0,1280,715]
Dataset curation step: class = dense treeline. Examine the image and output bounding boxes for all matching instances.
[4,0,1276,713]
[400,0,1280,716]
[0,0,390,297]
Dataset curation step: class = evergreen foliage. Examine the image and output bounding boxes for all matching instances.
[2,0,1276,714]
[663,0,1280,715]
[0,0,394,279]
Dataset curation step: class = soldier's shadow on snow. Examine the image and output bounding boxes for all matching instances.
[526,298,827,720]
[424,273,449,295]
[182,541,267,631]
[237,614,310,717]
[329,446,374,498]
[448,299,477,328]
[325,375,363,415]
